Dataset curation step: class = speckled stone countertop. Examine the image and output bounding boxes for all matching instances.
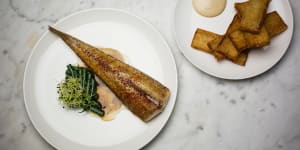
[0,0,300,149]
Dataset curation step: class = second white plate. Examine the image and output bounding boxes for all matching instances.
[174,0,293,80]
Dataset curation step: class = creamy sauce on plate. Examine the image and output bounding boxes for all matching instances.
[192,0,227,17]
[97,85,122,121]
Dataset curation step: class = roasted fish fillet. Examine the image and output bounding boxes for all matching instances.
[49,26,170,122]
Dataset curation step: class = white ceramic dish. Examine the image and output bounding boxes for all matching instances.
[23,8,177,150]
[174,0,293,80]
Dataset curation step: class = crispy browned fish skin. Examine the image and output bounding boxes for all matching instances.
[49,26,170,122]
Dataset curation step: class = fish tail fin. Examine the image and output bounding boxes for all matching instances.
[48,26,70,38]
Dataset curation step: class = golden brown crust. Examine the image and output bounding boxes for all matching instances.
[235,0,271,33]
[244,26,270,48]
[214,51,225,61]
[226,15,241,35]
[191,28,221,53]
[232,51,249,66]
[216,37,239,61]
[264,11,288,37]
[189,1,288,67]
[229,30,248,51]
[208,36,225,61]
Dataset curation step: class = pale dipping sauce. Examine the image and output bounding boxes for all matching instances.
[192,0,227,17]
[97,85,122,121]
[96,48,124,121]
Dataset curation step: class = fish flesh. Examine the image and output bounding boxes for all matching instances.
[49,26,170,122]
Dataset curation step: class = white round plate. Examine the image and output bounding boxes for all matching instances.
[23,8,177,150]
[174,0,293,79]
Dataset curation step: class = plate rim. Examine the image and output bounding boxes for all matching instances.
[173,0,294,80]
[23,8,178,150]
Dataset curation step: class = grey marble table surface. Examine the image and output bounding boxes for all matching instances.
[0,0,300,149]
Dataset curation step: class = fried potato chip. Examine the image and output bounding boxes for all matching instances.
[235,0,271,33]
[229,30,248,51]
[226,15,241,34]
[264,11,288,37]
[216,37,239,61]
[244,26,270,48]
[191,28,221,53]
[209,15,241,61]
[190,2,287,67]
[208,36,225,61]
[208,36,223,50]
[214,52,226,61]
[232,51,249,66]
